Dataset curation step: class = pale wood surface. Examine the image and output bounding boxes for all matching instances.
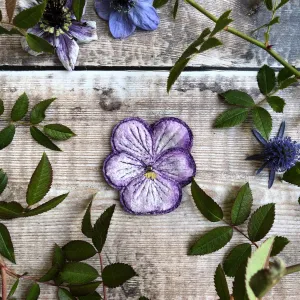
[0,71,299,299]
[0,0,299,68]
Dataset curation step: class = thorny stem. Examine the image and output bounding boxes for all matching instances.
[185,0,300,78]
[99,253,107,300]
[223,220,259,248]
[1,266,7,300]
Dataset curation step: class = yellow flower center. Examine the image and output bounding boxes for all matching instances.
[145,171,157,180]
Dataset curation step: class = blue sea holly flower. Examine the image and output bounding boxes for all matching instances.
[247,122,300,189]
[19,0,98,70]
[95,0,159,39]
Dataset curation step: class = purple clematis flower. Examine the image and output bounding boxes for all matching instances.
[19,0,98,70]
[103,117,196,215]
[95,0,159,39]
[247,122,300,189]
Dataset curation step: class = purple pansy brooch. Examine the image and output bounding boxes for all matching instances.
[247,122,300,188]
[103,118,196,215]
[19,0,98,70]
[95,0,159,39]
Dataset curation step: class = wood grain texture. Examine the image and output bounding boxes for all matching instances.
[0,71,299,299]
[0,0,299,68]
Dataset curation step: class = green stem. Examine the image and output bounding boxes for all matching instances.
[0,21,27,36]
[285,264,300,276]
[185,0,300,78]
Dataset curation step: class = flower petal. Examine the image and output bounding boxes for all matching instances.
[277,121,286,138]
[109,11,136,39]
[111,118,153,164]
[55,34,79,71]
[128,3,159,31]
[154,148,196,186]
[69,21,98,43]
[152,117,193,156]
[268,169,276,189]
[256,162,268,175]
[103,152,145,189]
[120,174,181,215]
[18,0,38,10]
[95,0,112,21]
[252,129,267,145]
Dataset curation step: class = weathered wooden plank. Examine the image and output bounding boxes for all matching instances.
[0,70,299,299]
[0,0,299,68]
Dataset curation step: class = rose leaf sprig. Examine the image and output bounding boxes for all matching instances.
[0,93,75,151]
[0,200,138,300]
[167,0,299,92]
[214,64,297,139]
[189,179,300,299]
[0,153,69,219]
[0,0,54,54]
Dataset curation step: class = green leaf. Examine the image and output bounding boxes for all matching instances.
[26,283,40,300]
[39,264,59,282]
[0,99,4,116]
[60,262,99,285]
[8,279,19,298]
[30,98,56,124]
[139,298,150,300]
[188,226,233,256]
[82,199,94,238]
[92,205,116,253]
[77,292,102,300]
[72,0,85,21]
[53,244,65,268]
[58,288,76,300]
[257,65,276,95]
[24,193,69,217]
[211,10,233,36]
[167,58,190,93]
[0,125,16,150]
[223,243,252,277]
[267,96,285,113]
[248,204,275,242]
[250,258,286,298]
[69,281,101,296]
[26,153,53,206]
[268,16,280,26]
[0,201,24,219]
[153,0,168,8]
[13,0,46,28]
[0,9,2,21]
[0,223,15,263]
[246,237,275,300]
[63,240,96,262]
[102,263,137,288]
[30,126,61,151]
[278,67,293,84]
[191,179,223,222]
[214,264,230,300]
[278,77,298,89]
[231,183,253,226]
[214,108,249,128]
[282,162,300,186]
[11,92,29,121]
[221,90,255,107]
[252,107,272,140]
[179,28,210,61]
[43,124,75,141]
[270,236,289,256]
[264,0,273,10]
[172,0,179,19]
[199,37,223,53]
[275,0,289,10]
[26,33,54,54]
[0,169,8,195]
[232,262,248,300]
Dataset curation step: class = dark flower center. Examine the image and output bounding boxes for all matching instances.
[40,0,72,35]
[110,0,135,12]
[264,137,300,172]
